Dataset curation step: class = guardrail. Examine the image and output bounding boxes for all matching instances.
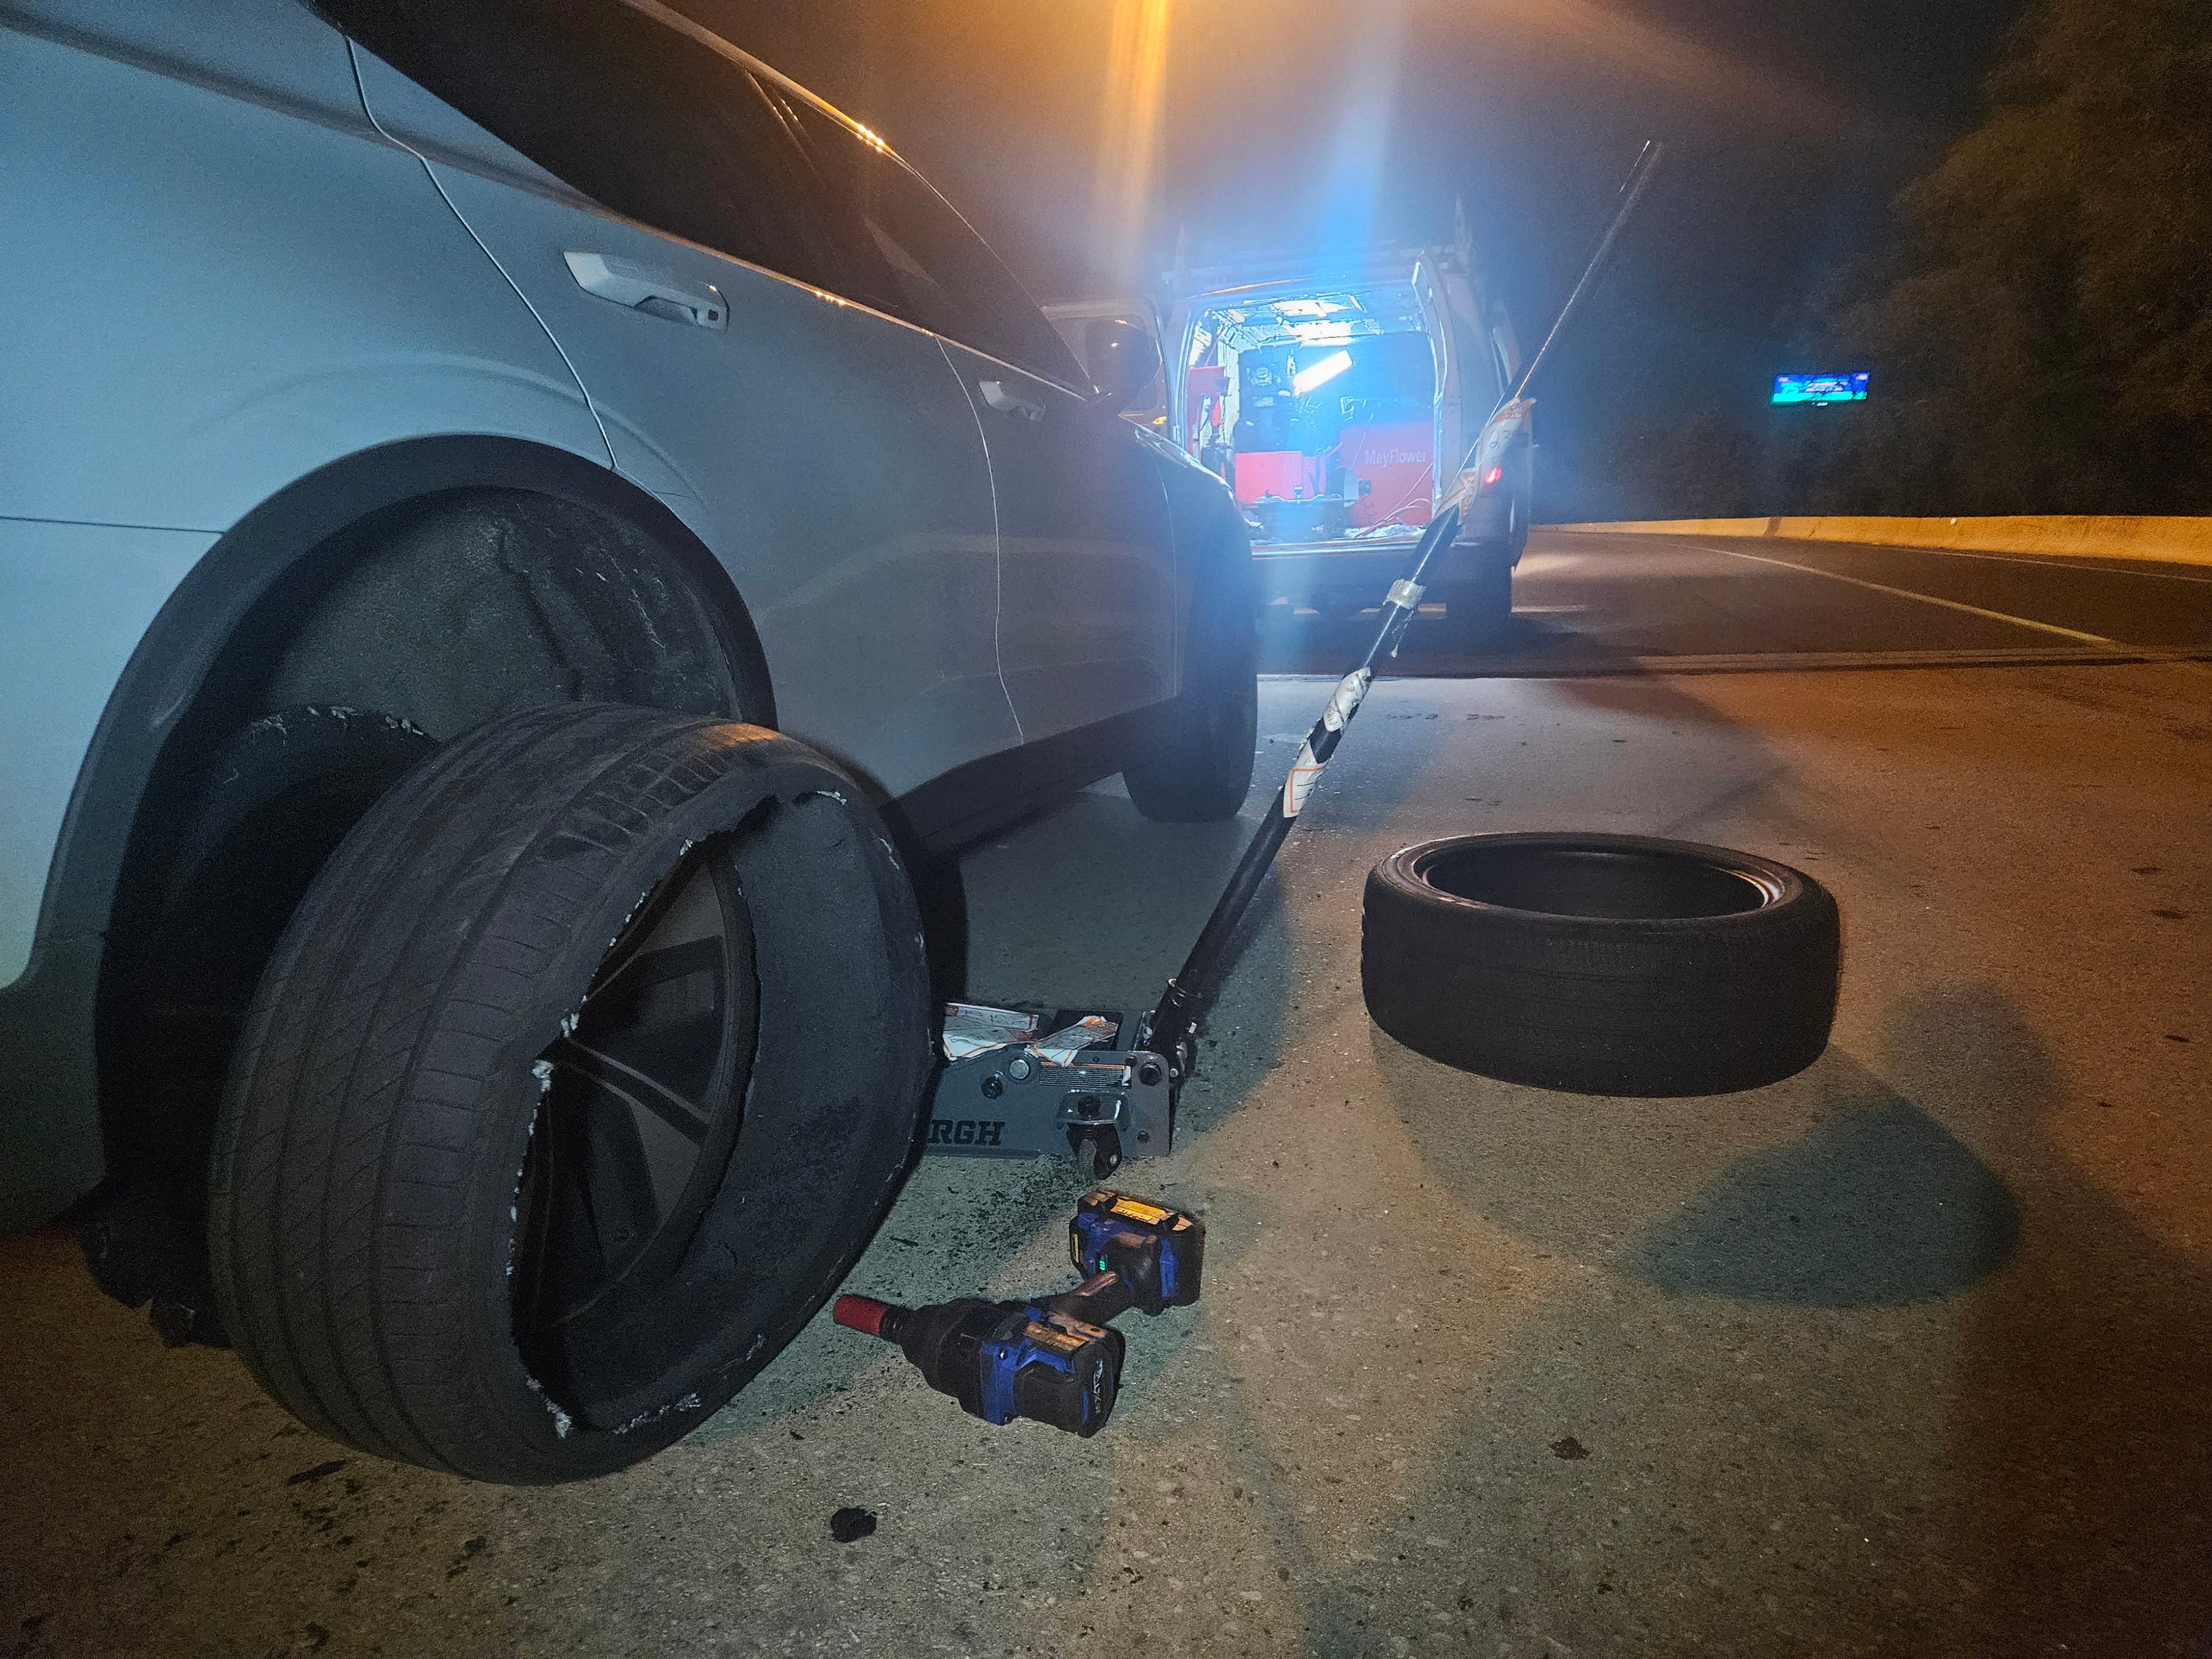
[1543,515,2212,569]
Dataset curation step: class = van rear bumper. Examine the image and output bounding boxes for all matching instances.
[1252,513,1517,607]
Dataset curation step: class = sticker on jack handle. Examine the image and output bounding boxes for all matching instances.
[1283,738,1324,817]
[1320,668,1373,733]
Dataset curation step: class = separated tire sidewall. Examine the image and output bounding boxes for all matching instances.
[211,706,930,1482]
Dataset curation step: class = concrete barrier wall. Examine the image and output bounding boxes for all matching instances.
[1543,514,2212,569]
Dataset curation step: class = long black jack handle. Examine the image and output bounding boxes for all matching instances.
[1474,139,1664,442]
[1141,503,1462,1081]
[1141,142,1669,1088]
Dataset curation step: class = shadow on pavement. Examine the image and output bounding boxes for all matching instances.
[1332,979,2212,1656]
[1620,1093,2019,1306]
[1890,983,2212,1653]
[1258,603,1619,680]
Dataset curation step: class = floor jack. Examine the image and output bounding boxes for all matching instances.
[918,498,1467,1180]
[834,1190,1205,1435]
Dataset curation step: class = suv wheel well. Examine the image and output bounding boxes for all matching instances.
[88,486,766,1323]
[249,488,748,738]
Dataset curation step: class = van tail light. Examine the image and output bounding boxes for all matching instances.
[1481,465,1503,490]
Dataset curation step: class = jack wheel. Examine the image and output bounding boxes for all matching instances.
[1072,1128,1124,1183]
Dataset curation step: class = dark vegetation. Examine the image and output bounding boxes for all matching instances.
[1604,0,2211,520]
[1604,411,1760,520]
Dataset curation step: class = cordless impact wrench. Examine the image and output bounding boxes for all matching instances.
[832,1190,1205,1435]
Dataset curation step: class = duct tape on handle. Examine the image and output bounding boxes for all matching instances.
[1320,668,1372,733]
[1385,578,1425,611]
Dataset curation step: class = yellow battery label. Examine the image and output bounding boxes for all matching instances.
[1109,1196,1171,1226]
[1024,1321,1088,1357]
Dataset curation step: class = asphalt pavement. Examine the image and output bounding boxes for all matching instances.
[4,532,2208,1657]
[1259,529,2212,676]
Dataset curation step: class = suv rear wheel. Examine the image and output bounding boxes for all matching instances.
[1434,544,1515,650]
[209,704,930,1482]
[1124,526,1259,822]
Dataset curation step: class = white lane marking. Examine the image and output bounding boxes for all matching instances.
[1697,544,2119,645]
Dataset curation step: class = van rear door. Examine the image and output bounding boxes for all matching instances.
[1412,255,1505,498]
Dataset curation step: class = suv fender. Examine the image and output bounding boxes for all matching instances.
[0,436,772,1229]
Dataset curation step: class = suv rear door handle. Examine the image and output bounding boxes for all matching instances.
[563,251,728,331]
[978,379,1046,421]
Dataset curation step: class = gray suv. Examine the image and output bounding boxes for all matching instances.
[1,0,1255,1480]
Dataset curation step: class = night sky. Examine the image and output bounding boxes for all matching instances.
[690,0,2029,516]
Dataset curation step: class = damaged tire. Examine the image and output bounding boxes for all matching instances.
[209,704,930,1482]
[1362,832,1839,1096]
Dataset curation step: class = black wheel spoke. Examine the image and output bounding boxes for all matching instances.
[518,1089,609,1332]
[514,844,759,1337]
[584,935,722,1006]
[582,872,699,1003]
[572,1078,666,1265]
[548,1035,713,1146]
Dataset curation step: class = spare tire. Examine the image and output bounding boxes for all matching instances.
[209,704,930,1482]
[1362,832,1838,1096]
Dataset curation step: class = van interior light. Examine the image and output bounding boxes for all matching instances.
[1289,320,1357,344]
[1291,350,1354,396]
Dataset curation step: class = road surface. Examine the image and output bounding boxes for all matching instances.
[1259,528,2212,676]
[4,532,2207,1658]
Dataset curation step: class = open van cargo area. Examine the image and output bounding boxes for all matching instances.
[1190,281,1440,543]
[1158,238,1531,627]
[1046,233,1533,635]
